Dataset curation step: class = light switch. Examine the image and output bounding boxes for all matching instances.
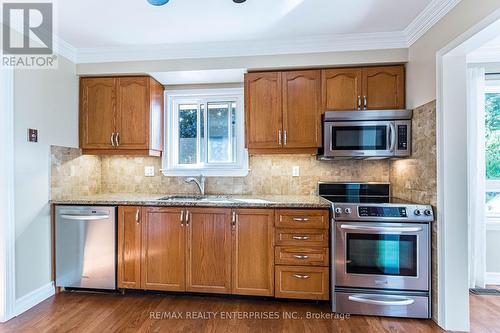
[28,128,38,142]
[292,166,300,177]
[144,166,155,177]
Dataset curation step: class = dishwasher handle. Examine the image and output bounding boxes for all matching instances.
[60,214,110,221]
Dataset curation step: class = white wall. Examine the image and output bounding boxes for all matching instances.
[13,56,78,300]
[407,0,500,108]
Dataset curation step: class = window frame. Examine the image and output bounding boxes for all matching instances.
[162,88,248,177]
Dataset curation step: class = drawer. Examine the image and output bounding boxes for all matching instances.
[275,246,329,266]
[275,266,329,300]
[275,228,329,246]
[275,209,329,229]
[335,292,430,319]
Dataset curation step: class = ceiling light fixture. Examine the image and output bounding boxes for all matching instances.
[147,0,170,6]
[233,0,247,3]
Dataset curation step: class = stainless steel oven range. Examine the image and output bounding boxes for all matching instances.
[319,182,433,319]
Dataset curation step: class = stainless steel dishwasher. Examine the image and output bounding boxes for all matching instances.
[55,205,117,290]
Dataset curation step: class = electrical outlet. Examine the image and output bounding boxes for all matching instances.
[144,166,155,177]
[292,166,300,177]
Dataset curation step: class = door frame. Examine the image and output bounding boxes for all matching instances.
[0,68,16,322]
[436,8,500,331]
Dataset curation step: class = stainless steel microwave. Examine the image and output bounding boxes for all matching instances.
[320,110,412,159]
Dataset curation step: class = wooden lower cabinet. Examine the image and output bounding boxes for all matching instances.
[141,207,186,291]
[117,206,142,289]
[275,266,329,300]
[117,206,326,300]
[232,208,275,296]
[186,208,232,293]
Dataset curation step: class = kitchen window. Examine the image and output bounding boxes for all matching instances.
[162,88,248,176]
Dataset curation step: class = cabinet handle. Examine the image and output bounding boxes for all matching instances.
[363,96,367,110]
[180,210,184,226]
[278,129,282,145]
[135,208,140,224]
[292,236,309,240]
[231,211,236,230]
[115,132,120,146]
[185,210,190,226]
[292,217,309,222]
[357,96,361,110]
[110,133,115,147]
[292,274,310,279]
[293,255,309,260]
[283,130,287,146]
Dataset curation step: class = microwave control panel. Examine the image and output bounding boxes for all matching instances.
[398,125,408,150]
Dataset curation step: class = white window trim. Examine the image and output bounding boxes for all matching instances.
[162,88,248,177]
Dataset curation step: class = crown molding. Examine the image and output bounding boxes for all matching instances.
[404,0,462,46]
[76,31,408,64]
[53,35,77,63]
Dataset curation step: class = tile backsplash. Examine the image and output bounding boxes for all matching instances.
[50,148,391,198]
[100,155,390,195]
[50,146,101,200]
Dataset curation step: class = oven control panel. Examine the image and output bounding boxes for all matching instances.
[358,206,407,218]
[332,203,434,222]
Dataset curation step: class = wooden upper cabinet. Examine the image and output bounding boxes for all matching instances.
[80,77,116,149]
[245,72,282,149]
[282,70,322,148]
[116,77,149,149]
[79,76,164,156]
[117,206,142,289]
[186,208,232,294]
[141,207,186,292]
[232,208,274,296]
[323,68,362,111]
[363,66,405,110]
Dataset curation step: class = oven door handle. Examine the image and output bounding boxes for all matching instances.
[340,225,423,233]
[348,294,415,306]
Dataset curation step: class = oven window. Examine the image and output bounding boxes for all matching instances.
[346,234,417,276]
[332,126,387,150]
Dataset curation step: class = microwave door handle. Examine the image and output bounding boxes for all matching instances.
[340,225,423,233]
[389,123,396,152]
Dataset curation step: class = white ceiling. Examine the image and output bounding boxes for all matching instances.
[60,0,431,48]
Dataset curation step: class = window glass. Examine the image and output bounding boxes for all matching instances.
[208,102,233,163]
[487,192,500,217]
[485,93,500,179]
[178,104,197,165]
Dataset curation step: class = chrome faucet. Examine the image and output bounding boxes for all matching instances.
[185,175,206,196]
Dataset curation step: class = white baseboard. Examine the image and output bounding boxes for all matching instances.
[13,282,55,317]
[486,272,500,286]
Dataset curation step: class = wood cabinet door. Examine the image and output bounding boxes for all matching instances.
[232,208,274,296]
[282,70,322,148]
[245,72,283,149]
[186,208,232,293]
[322,68,362,111]
[117,206,142,289]
[80,77,116,149]
[141,207,185,291]
[362,66,405,110]
[116,77,150,149]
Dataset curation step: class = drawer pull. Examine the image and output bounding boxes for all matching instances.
[292,217,310,222]
[292,236,309,240]
[293,255,309,260]
[292,274,310,279]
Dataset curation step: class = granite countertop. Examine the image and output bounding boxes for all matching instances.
[50,193,332,209]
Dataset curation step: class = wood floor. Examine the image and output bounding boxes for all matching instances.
[0,291,498,333]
